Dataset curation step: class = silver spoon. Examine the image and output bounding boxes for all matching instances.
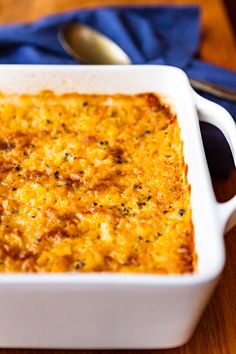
[59,22,236,102]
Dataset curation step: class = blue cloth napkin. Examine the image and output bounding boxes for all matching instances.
[0,5,235,178]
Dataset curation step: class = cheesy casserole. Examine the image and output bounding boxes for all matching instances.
[0,91,195,273]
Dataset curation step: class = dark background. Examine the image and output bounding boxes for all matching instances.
[224,0,236,37]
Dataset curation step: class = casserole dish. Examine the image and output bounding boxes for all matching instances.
[0,65,235,349]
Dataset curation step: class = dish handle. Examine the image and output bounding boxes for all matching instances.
[194,93,236,233]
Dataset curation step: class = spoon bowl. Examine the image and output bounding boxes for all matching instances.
[59,22,131,65]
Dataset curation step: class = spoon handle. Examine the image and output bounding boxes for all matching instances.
[189,78,236,102]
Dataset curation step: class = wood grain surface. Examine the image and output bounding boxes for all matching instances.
[0,0,235,353]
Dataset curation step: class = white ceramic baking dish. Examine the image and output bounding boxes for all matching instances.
[0,65,235,349]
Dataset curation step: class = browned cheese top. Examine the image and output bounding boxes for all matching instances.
[0,91,195,273]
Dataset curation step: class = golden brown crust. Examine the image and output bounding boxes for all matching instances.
[0,91,195,273]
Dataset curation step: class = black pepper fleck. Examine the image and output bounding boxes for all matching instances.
[122,208,130,216]
[133,184,142,190]
[98,141,108,146]
[53,171,60,179]
[137,201,146,207]
[15,165,21,172]
[75,260,85,270]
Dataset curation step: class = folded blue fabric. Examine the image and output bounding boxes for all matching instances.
[0,5,235,178]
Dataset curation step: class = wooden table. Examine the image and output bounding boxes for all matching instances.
[0,0,235,353]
